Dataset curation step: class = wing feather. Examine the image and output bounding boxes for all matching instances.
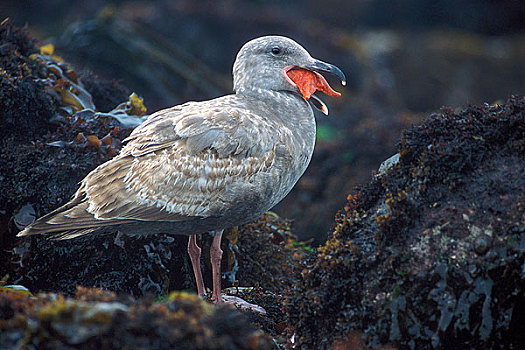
[19,95,282,238]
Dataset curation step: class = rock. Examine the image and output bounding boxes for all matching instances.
[286,96,525,349]
[0,287,270,349]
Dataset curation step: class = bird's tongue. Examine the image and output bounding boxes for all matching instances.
[286,67,341,100]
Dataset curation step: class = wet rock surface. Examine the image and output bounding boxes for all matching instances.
[3,217,306,348]
[0,287,270,349]
[0,20,139,274]
[286,96,525,349]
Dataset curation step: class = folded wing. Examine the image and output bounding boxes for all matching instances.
[18,97,280,239]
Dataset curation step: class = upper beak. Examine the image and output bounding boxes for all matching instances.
[303,59,346,86]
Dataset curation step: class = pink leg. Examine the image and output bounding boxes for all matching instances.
[187,234,205,297]
[210,230,224,304]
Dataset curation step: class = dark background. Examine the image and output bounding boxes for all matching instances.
[2,0,524,243]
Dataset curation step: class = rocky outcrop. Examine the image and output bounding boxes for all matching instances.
[286,96,525,349]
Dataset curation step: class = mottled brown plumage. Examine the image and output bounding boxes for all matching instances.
[18,36,345,303]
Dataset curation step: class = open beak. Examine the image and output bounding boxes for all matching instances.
[284,59,346,115]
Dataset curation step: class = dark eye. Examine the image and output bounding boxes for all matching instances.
[271,47,281,55]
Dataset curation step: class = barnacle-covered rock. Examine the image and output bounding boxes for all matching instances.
[286,96,525,349]
[0,287,270,349]
[0,19,141,271]
[0,19,57,141]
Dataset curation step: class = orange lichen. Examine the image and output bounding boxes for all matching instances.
[86,135,102,149]
[344,193,360,212]
[286,68,341,99]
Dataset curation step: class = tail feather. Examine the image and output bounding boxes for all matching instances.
[16,194,132,240]
[47,228,99,240]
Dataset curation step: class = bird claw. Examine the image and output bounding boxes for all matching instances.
[221,295,267,315]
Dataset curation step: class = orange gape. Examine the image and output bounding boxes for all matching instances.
[286,68,341,99]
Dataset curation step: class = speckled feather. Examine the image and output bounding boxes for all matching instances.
[18,36,333,239]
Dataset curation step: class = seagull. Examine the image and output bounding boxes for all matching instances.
[18,35,345,303]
